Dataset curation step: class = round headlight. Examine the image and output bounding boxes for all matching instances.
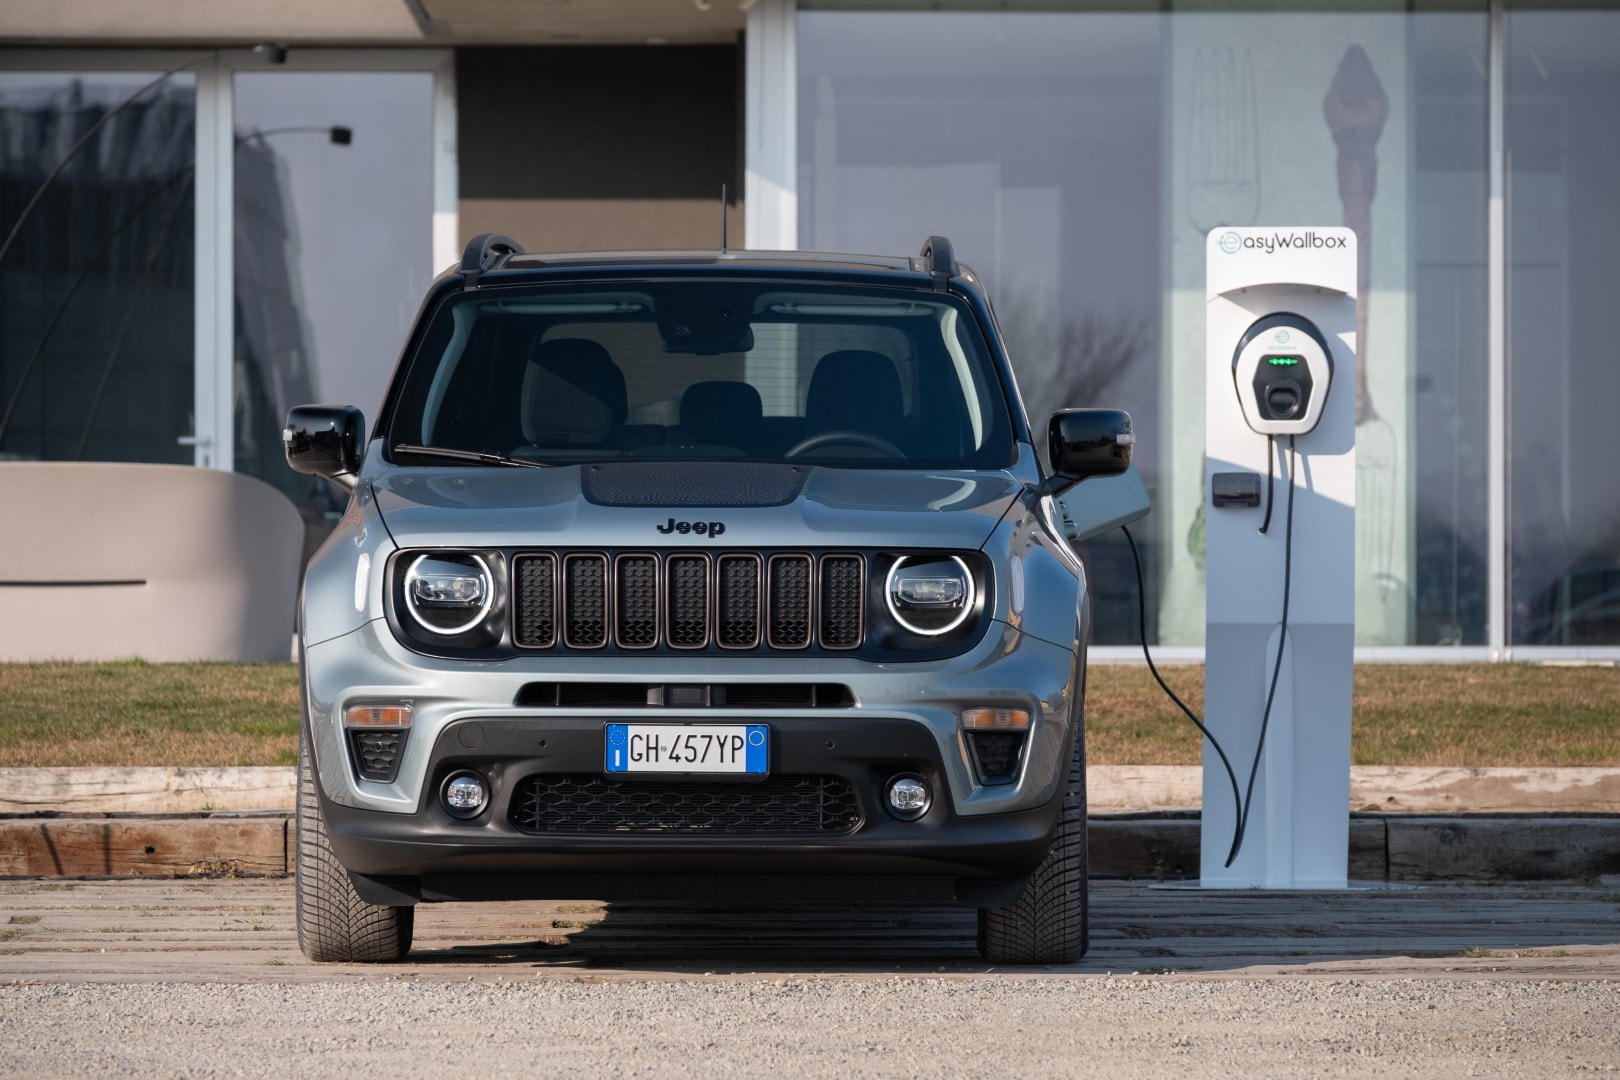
[404,552,494,635]
[885,555,976,636]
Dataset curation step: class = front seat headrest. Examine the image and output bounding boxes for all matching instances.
[680,381,763,447]
[521,338,628,446]
[805,350,904,445]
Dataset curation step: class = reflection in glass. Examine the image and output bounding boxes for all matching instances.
[799,10,1167,643]
[1507,9,1620,645]
[1167,8,1488,649]
[231,71,434,560]
[0,72,196,464]
[797,5,1488,646]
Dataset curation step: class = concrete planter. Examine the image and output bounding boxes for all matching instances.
[0,462,302,662]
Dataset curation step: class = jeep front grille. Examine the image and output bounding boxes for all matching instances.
[514,553,557,648]
[562,553,608,648]
[513,551,865,653]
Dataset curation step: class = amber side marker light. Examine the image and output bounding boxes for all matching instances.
[345,704,413,728]
[960,707,1030,731]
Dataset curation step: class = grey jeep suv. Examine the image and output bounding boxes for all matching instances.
[284,234,1144,964]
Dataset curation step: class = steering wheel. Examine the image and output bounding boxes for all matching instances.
[785,430,905,459]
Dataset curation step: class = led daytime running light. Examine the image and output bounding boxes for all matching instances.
[894,576,965,606]
[403,552,495,635]
[884,555,975,637]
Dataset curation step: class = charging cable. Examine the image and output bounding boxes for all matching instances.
[1119,432,1298,869]
[1120,523,1243,858]
[1225,433,1296,866]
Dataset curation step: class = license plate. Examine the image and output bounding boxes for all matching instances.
[604,724,768,775]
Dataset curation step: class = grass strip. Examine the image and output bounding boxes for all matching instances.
[1087,663,1620,766]
[0,661,299,769]
[0,661,1615,768]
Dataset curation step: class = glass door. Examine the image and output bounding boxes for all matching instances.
[222,51,451,557]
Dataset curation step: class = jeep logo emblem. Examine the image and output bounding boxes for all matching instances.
[657,517,726,537]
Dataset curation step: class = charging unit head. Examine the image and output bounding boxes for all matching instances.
[1231,313,1334,436]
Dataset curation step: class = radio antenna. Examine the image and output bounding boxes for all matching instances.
[720,183,728,253]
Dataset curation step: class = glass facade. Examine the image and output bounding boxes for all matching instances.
[231,70,436,557]
[4,12,1618,657]
[798,3,1491,647]
[0,70,196,465]
[1505,8,1620,646]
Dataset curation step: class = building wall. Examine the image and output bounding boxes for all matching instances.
[0,0,420,43]
[456,45,743,253]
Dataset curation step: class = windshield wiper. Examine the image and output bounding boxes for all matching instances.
[391,443,551,469]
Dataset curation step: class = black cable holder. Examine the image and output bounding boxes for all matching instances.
[1258,433,1278,535]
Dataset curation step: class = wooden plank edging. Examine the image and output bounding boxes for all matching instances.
[0,817,287,877]
[3,814,1616,881]
[0,767,295,814]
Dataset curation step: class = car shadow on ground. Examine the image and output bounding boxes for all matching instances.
[413,900,987,971]
[398,880,1620,976]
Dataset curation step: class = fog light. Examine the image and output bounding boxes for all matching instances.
[442,773,488,818]
[885,774,931,820]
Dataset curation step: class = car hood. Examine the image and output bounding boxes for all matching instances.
[370,460,1022,551]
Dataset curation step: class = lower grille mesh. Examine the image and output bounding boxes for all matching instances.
[508,774,862,835]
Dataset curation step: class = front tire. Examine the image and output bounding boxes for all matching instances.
[295,726,414,962]
[976,721,1088,964]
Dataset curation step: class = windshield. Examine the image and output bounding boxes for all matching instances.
[384,281,1016,470]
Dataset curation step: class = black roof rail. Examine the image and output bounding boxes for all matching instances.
[919,235,956,288]
[459,233,524,287]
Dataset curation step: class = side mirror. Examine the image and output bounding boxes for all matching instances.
[1048,408,1134,486]
[284,405,365,488]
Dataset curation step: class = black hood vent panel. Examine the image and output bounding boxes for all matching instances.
[581,462,808,508]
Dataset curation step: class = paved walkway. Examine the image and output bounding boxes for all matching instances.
[2,878,1616,983]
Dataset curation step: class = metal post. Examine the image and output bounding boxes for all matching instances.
[431,54,459,276]
[745,0,798,251]
[192,55,234,472]
[1487,0,1508,660]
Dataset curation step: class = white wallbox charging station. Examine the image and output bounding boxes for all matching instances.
[1202,226,1356,888]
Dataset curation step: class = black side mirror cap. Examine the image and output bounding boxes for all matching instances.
[284,405,365,486]
[1048,408,1134,486]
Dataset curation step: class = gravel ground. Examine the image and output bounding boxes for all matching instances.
[3,977,1617,1078]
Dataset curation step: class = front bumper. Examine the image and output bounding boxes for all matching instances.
[304,617,1082,819]
[322,714,1065,907]
[304,615,1082,906]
